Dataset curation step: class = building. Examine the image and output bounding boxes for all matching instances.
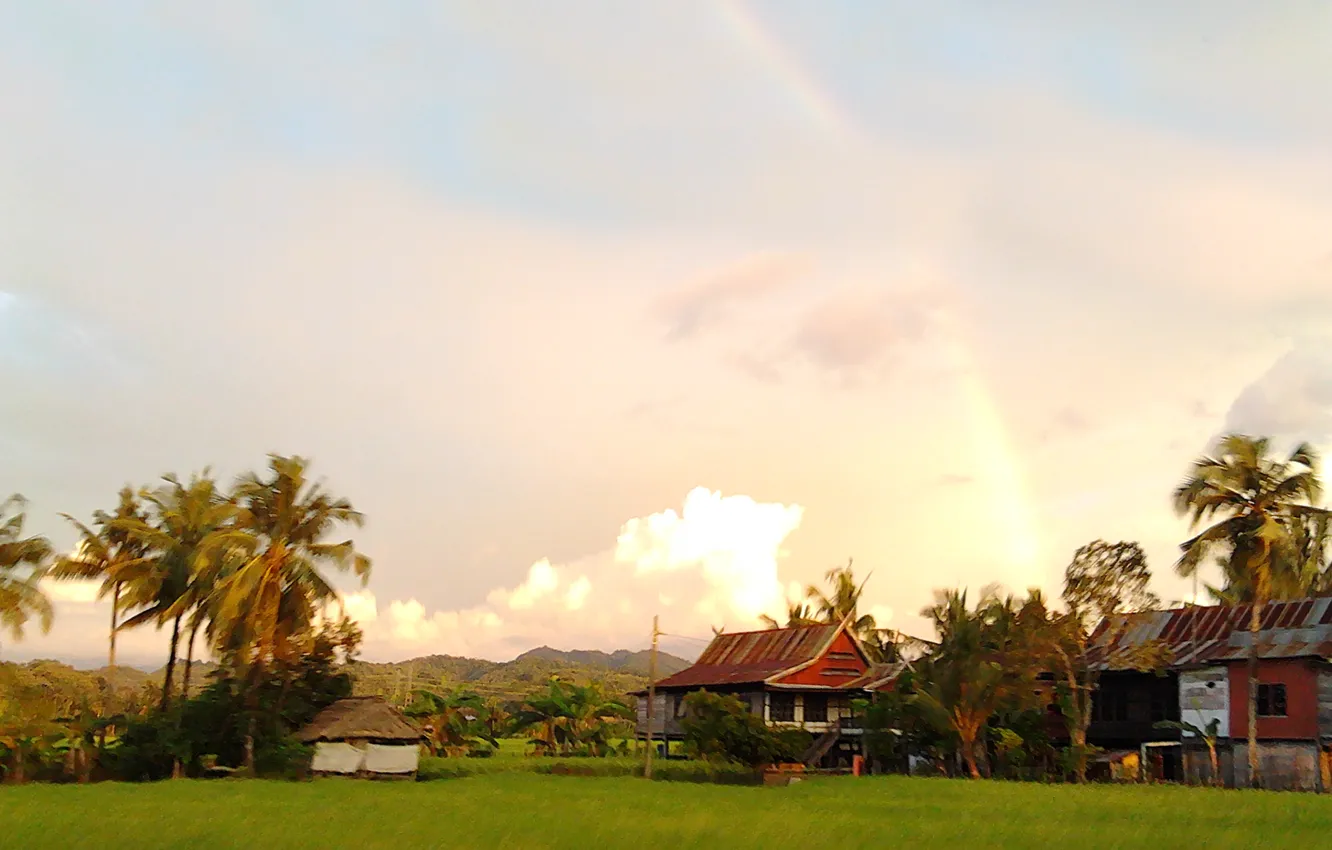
[1088,597,1332,790]
[295,696,426,778]
[634,620,900,768]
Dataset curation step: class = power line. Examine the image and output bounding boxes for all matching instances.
[658,631,713,644]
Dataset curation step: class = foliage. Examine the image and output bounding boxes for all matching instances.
[512,679,633,756]
[912,588,1048,778]
[1050,541,1170,783]
[404,688,497,757]
[48,487,152,670]
[760,560,897,661]
[0,495,54,649]
[678,690,802,767]
[1174,434,1331,788]
[109,617,356,780]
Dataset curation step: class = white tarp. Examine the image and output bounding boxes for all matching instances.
[363,743,420,774]
[312,742,366,774]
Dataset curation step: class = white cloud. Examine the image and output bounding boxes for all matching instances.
[336,487,804,661]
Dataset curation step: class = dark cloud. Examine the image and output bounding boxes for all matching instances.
[655,253,807,341]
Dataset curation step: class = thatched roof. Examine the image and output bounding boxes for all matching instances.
[295,696,424,743]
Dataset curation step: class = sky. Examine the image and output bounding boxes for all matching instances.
[3,1,1332,668]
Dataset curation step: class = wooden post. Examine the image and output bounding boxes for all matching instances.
[646,615,659,780]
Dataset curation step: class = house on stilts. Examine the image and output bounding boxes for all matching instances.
[634,619,901,768]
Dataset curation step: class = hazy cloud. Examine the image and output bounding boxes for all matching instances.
[787,288,940,384]
[655,253,808,341]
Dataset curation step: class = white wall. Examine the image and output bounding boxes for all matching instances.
[1179,667,1229,738]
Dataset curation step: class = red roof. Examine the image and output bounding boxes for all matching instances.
[1090,596,1332,668]
[652,624,838,688]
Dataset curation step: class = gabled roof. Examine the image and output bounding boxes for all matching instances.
[653,623,845,689]
[295,696,424,743]
[1090,596,1332,669]
[844,662,906,692]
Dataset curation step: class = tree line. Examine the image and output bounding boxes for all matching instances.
[756,435,1332,787]
[0,454,371,779]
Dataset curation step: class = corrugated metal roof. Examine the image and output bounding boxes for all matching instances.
[1090,597,1332,669]
[653,624,837,688]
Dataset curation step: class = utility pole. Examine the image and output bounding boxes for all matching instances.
[646,614,660,780]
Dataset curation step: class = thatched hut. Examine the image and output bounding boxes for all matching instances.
[295,696,425,777]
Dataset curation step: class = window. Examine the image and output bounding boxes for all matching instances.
[770,693,796,722]
[674,695,688,718]
[1149,691,1168,724]
[1257,684,1288,718]
[804,695,828,723]
[1092,689,1128,723]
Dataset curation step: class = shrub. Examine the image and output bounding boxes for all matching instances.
[678,691,803,768]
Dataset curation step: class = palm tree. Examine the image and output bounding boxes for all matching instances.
[914,588,1005,778]
[0,496,53,652]
[115,472,239,710]
[48,487,152,669]
[405,689,496,757]
[804,560,877,635]
[213,455,371,770]
[1174,435,1330,788]
[758,601,818,629]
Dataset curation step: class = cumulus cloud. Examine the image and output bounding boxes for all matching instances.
[1222,336,1332,448]
[334,487,807,661]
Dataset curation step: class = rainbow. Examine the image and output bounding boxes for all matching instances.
[716,1,1044,592]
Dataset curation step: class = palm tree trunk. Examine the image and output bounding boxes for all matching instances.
[109,582,120,669]
[1248,599,1262,789]
[182,618,201,699]
[161,614,182,712]
[959,726,981,779]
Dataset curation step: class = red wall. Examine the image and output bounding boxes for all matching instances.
[1228,658,1320,740]
[772,631,868,687]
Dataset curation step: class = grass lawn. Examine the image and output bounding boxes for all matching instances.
[5,774,1332,849]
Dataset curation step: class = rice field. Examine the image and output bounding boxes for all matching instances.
[5,772,1332,849]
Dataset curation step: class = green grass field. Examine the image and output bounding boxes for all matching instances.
[4,773,1332,849]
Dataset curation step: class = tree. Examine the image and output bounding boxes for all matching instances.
[0,496,53,652]
[758,601,817,629]
[804,560,877,637]
[913,588,1011,778]
[48,487,152,669]
[1052,540,1168,782]
[759,560,893,659]
[679,690,800,768]
[512,679,633,756]
[405,689,496,757]
[214,455,371,770]
[1174,435,1330,788]
[114,472,239,711]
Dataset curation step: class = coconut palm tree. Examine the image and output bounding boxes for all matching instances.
[115,472,240,711]
[47,487,152,669]
[804,561,877,635]
[1174,434,1331,788]
[0,496,53,652]
[212,455,370,770]
[758,601,818,629]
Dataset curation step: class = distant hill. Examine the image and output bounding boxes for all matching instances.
[512,646,691,677]
[9,646,696,712]
[347,647,692,706]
